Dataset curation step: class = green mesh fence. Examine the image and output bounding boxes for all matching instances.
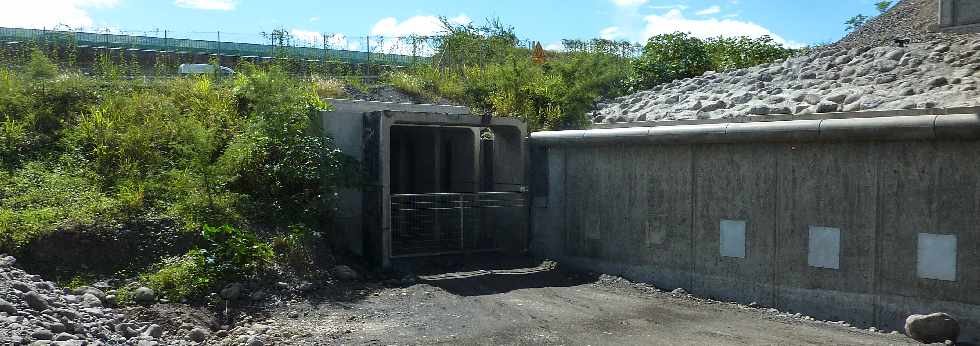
[0,27,428,66]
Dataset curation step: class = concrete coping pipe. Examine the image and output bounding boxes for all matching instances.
[530,113,980,146]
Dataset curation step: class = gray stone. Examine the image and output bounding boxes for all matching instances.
[142,324,163,338]
[699,100,727,113]
[933,45,950,53]
[220,283,243,301]
[730,92,753,104]
[80,293,102,308]
[188,327,209,343]
[815,101,840,113]
[331,265,359,281]
[71,287,106,302]
[0,255,14,267]
[11,281,32,293]
[928,77,949,88]
[31,330,54,340]
[748,105,770,115]
[53,333,75,341]
[843,93,863,105]
[905,313,960,344]
[824,93,848,104]
[833,55,852,65]
[886,49,906,61]
[803,94,821,105]
[875,74,898,84]
[23,292,49,311]
[132,287,155,304]
[44,322,66,333]
[246,336,264,346]
[798,71,817,80]
[876,60,899,73]
[0,299,16,315]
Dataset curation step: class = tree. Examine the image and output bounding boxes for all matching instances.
[632,32,712,90]
[845,14,869,32]
[875,1,893,14]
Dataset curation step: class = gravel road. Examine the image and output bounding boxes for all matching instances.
[273,258,918,346]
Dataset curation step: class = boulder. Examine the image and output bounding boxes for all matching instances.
[0,298,16,315]
[220,283,243,301]
[133,287,156,304]
[81,293,102,308]
[331,265,359,281]
[72,286,107,303]
[815,101,840,113]
[905,313,960,344]
[23,291,49,311]
[188,327,210,342]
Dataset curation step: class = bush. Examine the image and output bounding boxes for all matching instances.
[312,76,348,99]
[143,224,272,301]
[704,36,795,72]
[633,32,713,90]
[26,49,58,80]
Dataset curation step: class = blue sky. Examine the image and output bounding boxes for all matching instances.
[2,0,893,51]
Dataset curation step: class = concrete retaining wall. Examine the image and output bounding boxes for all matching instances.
[529,112,980,341]
[940,0,980,32]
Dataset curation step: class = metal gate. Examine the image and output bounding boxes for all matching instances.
[390,192,526,258]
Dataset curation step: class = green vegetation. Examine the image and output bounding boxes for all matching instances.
[143,224,273,301]
[0,46,357,300]
[386,20,795,131]
[1,19,793,300]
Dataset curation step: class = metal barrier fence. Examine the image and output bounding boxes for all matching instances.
[390,192,526,258]
[0,27,426,66]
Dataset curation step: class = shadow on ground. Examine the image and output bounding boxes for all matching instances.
[399,254,598,297]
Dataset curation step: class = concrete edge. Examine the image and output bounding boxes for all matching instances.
[590,106,980,130]
[530,113,980,146]
[325,98,471,115]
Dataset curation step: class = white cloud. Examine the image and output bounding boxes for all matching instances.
[544,42,564,51]
[309,16,320,23]
[611,0,648,7]
[290,29,322,47]
[289,29,363,51]
[600,26,623,40]
[642,9,805,48]
[0,0,118,30]
[174,0,236,11]
[695,5,721,16]
[369,14,470,37]
[368,14,470,54]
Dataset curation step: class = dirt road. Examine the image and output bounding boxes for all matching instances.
[273,258,916,345]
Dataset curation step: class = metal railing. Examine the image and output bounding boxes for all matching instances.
[389,192,526,258]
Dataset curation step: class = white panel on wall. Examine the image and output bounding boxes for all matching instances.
[917,233,957,281]
[808,226,841,270]
[720,219,746,258]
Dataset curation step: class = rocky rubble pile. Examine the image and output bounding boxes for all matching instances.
[596,36,980,125]
[0,254,159,345]
[836,0,944,49]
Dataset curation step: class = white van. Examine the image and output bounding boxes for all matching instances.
[177,64,235,75]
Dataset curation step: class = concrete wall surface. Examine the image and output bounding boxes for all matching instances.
[940,0,980,31]
[529,113,980,341]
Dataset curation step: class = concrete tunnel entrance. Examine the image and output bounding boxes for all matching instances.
[322,100,529,268]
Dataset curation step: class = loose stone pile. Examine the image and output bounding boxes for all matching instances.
[0,254,159,345]
[595,36,980,124]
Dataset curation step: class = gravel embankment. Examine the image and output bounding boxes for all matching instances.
[595,0,980,125]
